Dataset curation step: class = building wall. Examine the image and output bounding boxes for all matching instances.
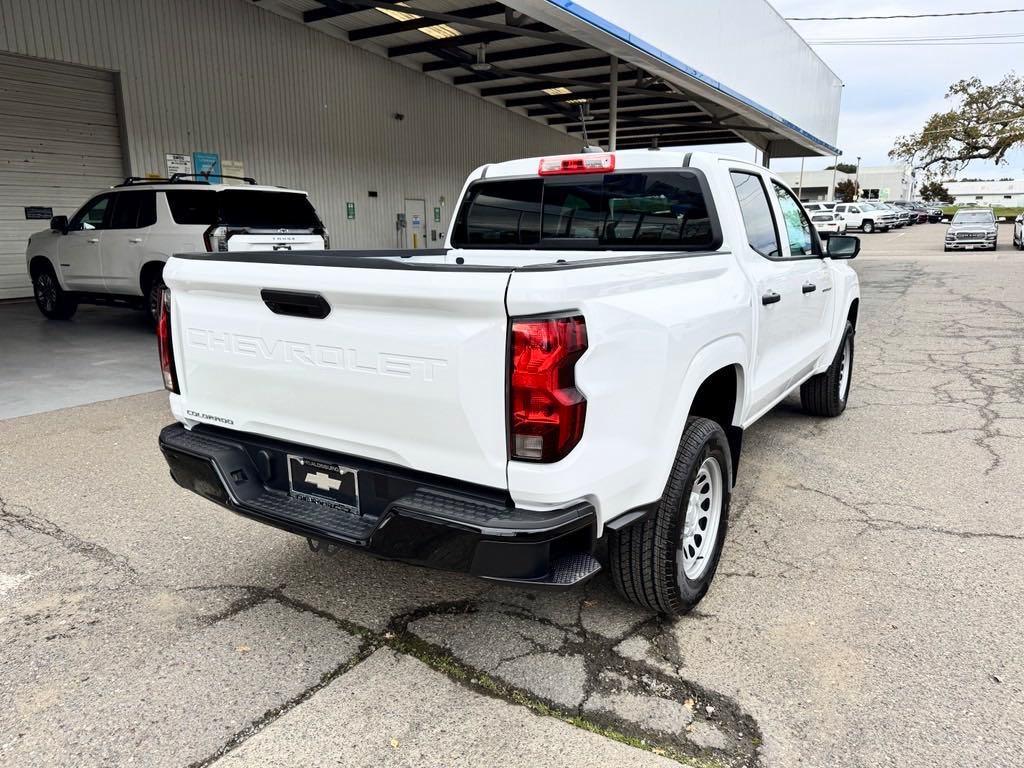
[0,0,579,249]
[778,165,913,202]
[945,180,1024,207]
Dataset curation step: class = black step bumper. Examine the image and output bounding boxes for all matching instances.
[158,423,600,588]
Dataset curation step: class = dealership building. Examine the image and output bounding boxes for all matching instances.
[778,164,915,203]
[944,179,1024,208]
[0,0,842,300]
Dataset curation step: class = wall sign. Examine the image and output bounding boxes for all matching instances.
[221,159,245,185]
[433,207,441,222]
[192,152,221,183]
[166,153,193,177]
[346,202,356,220]
[24,206,53,220]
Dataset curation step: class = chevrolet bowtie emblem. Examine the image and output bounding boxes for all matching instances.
[305,471,342,492]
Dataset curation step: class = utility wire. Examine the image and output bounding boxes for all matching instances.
[808,31,1024,43]
[788,8,1024,21]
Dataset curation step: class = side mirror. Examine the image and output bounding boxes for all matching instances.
[827,234,860,259]
[50,215,68,233]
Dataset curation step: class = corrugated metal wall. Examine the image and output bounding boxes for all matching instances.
[0,0,577,260]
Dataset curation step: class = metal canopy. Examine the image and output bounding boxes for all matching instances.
[268,0,838,157]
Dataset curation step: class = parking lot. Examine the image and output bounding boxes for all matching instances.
[0,221,1021,767]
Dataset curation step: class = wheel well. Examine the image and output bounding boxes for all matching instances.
[139,261,165,294]
[29,255,54,278]
[847,298,859,330]
[688,365,743,484]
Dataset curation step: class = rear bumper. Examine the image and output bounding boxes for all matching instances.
[158,423,600,588]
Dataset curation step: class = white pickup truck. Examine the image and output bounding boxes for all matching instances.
[157,150,860,616]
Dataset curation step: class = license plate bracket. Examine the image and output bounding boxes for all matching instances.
[287,455,360,515]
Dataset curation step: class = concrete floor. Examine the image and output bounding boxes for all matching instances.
[0,300,162,419]
[1,224,1022,768]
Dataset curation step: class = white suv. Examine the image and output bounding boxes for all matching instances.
[26,177,328,324]
[834,202,897,233]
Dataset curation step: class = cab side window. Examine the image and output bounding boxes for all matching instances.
[730,171,781,258]
[69,194,113,231]
[771,181,818,257]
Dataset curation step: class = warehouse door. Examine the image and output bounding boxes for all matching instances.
[0,53,125,299]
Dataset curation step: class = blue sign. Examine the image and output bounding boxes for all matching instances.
[192,152,221,183]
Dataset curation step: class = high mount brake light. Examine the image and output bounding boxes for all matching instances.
[157,288,179,394]
[538,153,615,176]
[509,315,587,462]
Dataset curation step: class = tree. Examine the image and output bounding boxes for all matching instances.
[825,162,858,174]
[890,73,1024,175]
[918,181,952,203]
[835,179,859,202]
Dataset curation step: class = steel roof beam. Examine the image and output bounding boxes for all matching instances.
[303,1,371,24]
[453,55,610,85]
[422,42,578,71]
[348,3,506,41]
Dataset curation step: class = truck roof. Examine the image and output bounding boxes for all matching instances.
[108,182,309,195]
[474,149,752,180]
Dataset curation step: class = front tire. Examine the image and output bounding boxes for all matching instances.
[609,417,732,616]
[32,265,78,320]
[801,321,854,417]
[862,220,874,234]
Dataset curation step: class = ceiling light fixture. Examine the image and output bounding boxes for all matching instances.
[470,43,493,72]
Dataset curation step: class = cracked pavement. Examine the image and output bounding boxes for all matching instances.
[1,222,1022,767]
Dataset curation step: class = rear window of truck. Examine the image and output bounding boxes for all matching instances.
[451,171,716,249]
[166,190,321,229]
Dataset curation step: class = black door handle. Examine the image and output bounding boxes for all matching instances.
[261,289,331,319]
[802,283,817,294]
[761,291,781,305]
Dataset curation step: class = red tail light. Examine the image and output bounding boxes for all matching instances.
[157,288,179,394]
[538,153,614,176]
[510,315,587,462]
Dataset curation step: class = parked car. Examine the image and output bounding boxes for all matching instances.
[922,204,944,223]
[1012,212,1023,250]
[26,176,329,325]
[878,203,908,228]
[156,149,861,617]
[811,211,847,238]
[944,208,998,251]
[835,201,897,233]
[889,201,917,225]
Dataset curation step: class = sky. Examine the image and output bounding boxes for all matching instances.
[694,1,1022,179]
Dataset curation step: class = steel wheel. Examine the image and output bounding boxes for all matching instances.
[678,456,724,581]
[838,333,852,402]
[35,271,57,313]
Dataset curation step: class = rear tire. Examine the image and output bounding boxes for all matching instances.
[609,417,732,617]
[801,321,854,417]
[146,272,166,327]
[32,264,77,320]
[862,220,874,234]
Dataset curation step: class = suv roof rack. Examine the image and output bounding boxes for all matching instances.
[116,175,212,187]
[169,173,258,185]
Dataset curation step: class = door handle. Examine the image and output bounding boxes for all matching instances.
[802,283,817,294]
[87,237,99,244]
[129,237,143,244]
[761,291,781,305]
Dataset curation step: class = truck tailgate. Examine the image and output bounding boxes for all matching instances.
[163,256,512,489]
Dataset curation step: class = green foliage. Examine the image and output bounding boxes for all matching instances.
[890,73,1024,174]
[918,180,953,203]
[825,162,858,174]
[834,179,859,202]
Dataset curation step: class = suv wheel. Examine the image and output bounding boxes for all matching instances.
[801,321,854,417]
[32,265,78,320]
[609,417,732,616]
[862,220,874,234]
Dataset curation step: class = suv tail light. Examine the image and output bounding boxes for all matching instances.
[157,288,179,394]
[203,225,229,253]
[509,315,587,462]
[538,153,614,176]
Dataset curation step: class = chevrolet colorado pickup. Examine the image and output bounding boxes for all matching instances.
[157,150,861,616]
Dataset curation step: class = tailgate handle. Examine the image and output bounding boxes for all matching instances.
[260,289,331,319]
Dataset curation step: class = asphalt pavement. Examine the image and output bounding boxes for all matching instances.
[1,222,1021,767]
